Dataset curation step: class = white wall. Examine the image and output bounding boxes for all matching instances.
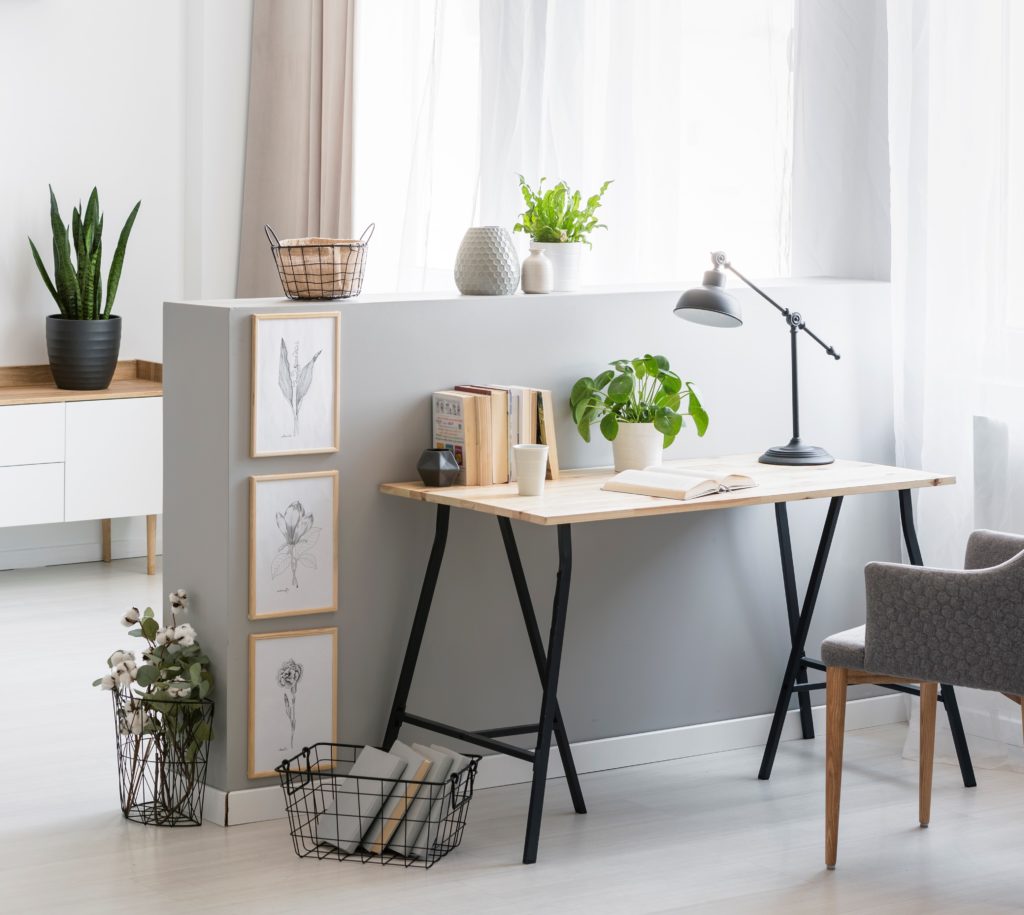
[0,0,252,569]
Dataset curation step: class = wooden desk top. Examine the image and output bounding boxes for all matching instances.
[0,360,162,406]
[380,455,955,526]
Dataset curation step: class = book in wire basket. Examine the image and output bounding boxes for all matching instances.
[276,742,479,868]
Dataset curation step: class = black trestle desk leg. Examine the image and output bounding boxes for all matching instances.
[898,488,976,789]
[759,496,843,780]
[523,524,574,865]
[775,503,815,739]
[497,517,587,815]
[383,504,450,750]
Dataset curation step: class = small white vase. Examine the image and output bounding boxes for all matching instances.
[521,248,553,294]
[454,227,520,295]
[612,422,663,472]
[530,241,584,292]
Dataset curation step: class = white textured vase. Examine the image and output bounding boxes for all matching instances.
[454,227,520,295]
[612,422,663,472]
[521,248,553,294]
[530,241,584,292]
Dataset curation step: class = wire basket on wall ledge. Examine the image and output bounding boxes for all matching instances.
[266,224,374,300]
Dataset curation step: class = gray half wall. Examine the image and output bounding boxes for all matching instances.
[164,282,896,793]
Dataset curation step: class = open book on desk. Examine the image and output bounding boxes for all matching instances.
[601,465,757,501]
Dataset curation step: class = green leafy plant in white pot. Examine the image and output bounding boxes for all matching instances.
[28,186,141,391]
[570,354,709,471]
[513,175,612,292]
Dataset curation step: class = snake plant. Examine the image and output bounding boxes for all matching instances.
[28,186,141,319]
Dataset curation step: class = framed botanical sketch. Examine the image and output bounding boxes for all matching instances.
[251,311,340,457]
[249,470,338,619]
[249,628,338,778]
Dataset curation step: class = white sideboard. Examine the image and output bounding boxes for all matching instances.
[0,360,163,574]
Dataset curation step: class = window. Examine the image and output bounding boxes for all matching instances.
[354,0,795,292]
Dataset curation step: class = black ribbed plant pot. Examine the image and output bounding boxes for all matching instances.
[46,314,122,390]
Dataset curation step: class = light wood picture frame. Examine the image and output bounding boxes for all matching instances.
[249,470,339,619]
[251,311,341,457]
[248,628,338,778]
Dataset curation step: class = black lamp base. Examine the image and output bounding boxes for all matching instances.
[759,438,834,466]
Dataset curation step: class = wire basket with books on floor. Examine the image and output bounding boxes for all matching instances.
[276,741,479,868]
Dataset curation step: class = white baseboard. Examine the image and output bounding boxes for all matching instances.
[205,693,907,827]
[0,536,159,571]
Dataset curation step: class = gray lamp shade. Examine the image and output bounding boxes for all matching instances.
[674,269,743,327]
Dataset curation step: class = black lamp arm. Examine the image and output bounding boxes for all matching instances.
[722,261,841,361]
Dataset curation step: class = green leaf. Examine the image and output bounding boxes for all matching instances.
[569,377,594,406]
[653,412,683,437]
[28,237,61,310]
[198,679,211,698]
[653,354,670,371]
[136,665,159,687]
[599,413,619,441]
[105,199,140,317]
[143,607,154,619]
[593,369,614,390]
[189,662,202,685]
[576,412,592,443]
[659,371,682,394]
[606,373,634,404]
[141,617,159,641]
[686,383,710,436]
[631,358,647,379]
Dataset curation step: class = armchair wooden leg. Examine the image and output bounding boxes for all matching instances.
[146,515,157,576]
[919,682,938,827]
[825,666,848,869]
[101,519,112,563]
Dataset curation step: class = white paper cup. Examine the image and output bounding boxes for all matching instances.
[513,444,549,496]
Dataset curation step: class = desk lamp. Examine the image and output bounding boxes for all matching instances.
[674,251,840,465]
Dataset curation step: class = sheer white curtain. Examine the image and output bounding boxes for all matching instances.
[889,0,1024,767]
[353,0,795,292]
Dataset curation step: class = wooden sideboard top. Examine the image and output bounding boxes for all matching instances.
[0,360,162,406]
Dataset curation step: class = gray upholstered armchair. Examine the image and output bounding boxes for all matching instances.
[820,529,1024,869]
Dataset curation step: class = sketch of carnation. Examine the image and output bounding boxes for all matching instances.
[278,338,322,438]
[272,501,321,590]
[277,658,304,749]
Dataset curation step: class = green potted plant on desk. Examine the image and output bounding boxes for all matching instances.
[28,186,141,390]
[514,175,612,292]
[570,354,709,471]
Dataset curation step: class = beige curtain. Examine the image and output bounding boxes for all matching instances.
[236,0,355,297]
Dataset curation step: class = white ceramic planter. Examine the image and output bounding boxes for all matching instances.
[530,241,584,292]
[454,227,520,295]
[612,422,663,472]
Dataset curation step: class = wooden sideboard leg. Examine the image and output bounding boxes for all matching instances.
[146,515,157,575]
[101,519,112,563]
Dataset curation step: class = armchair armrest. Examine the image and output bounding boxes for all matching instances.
[863,555,1024,694]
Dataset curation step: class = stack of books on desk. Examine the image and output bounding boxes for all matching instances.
[431,385,560,485]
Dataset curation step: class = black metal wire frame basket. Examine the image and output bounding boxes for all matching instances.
[112,690,214,827]
[276,743,480,868]
[265,224,374,300]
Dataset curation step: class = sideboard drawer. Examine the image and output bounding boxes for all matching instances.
[0,403,65,466]
[0,463,64,526]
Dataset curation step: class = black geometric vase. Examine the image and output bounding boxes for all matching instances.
[417,448,461,487]
[46,314,122,391]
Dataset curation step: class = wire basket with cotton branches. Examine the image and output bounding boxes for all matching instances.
[93,589,215,826]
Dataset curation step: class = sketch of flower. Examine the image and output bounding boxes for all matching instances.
[277,658,304,749]
[278,338,322,438]
[272,501,321,590]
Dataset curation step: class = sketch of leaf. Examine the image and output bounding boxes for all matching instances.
[271,551,291,579]
[278,338,293,403]
[293,527,321,556]
[294,350,322,415]
[297,553,317,569]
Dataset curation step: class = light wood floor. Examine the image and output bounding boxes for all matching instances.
[2,560,1022,914]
